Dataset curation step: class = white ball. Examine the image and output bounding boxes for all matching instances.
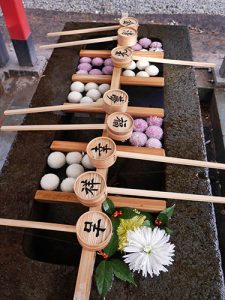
[82,154,95,169]
[47,151,66,169]
[98,83,110,95]
[145,65,159,76]
[80,96,93,103]
[85,82,98,91]
[60,177,76,192]
[140,49,148,52]
[66,152,82,164]
[66,163,84,178]
[70,81,85,93]
[136,59,149,70]
[136,71,149,77]
[126,60,136,70]
[40,174,59,191]
[123,70,135,77]
[67,91,82,103]
[86,89,101,101]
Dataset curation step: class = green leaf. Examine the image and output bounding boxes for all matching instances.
[164,227,173,235]
[95,260,113,297]
[102,198,115,215]
[111,259,136,286]
[120,207,139,219]
[111,216,120,231]
[103,232,119,257]
[142,220,153,228]
[162,205,175,219]
[157,213,168,225]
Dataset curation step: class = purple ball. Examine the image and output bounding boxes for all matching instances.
[150,41,162,49]
[76,70,88,75]
[104,58,113,66]
[92,57,104,67]
[130,132,147,147]
[80,57,92,63]
[89,69,103,75]
[77,63,92,72]
[146,138,162,148]
[131,43,142,51]
[133,119,148,132]
[102,66,113,75]
[147,116,163,127]
[139,38,152,48]
[146,126,163,140]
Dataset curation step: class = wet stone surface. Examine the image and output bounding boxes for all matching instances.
[0,23,224,299]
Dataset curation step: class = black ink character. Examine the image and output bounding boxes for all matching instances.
[112,116,127,128]
[122,30,133,36]
[81,178,101,195]
[83,219,106,237]
[107,94,125,104]
[91,143,112,157]
[115,48,129,57]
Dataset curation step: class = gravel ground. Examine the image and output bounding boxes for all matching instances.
[23,0,225,16]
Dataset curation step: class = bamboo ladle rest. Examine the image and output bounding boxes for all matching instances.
[0,211,112,251]
[1,112,134,142]
[74,171,225,207]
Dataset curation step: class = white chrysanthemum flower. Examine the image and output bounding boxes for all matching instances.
[123,226,175,277]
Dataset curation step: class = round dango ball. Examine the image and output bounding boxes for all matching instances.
[82,154,95,169]
[89,69,103,75]
[151,41,162,48]
[139,38,151,48]
[130,132,147,147]
[60,177,76,192]
[66,163,84,178]
[70,81,85,93]
[146,138,162,148]
[40,174,60,191]
[80,57,92,63]
[126,60,136,70]
[131,43,142,51]
[92,57,104,67]
[76,70,88,75]
[98,83,110,94]
[102,66,113,75]
[145,65,159,76]
[133,119,148,132]
[104,58,113,66]
[67,91,83,103]
[47,151,66,169]
[136,59,149,70]
[136,71,149,77]
[146,125,163,140]
[140,49,148,52]
[147,116,163,127]
[80,96,93,103]
[77,63,92,72]
[122,70,135,77]
[86,89,101,101]
[85,82,99,92]
[66,152,82,164]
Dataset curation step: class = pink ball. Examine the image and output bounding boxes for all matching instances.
[80,57,92,63]
[77,63,92,72]
[147,116,163,127]
[150,41,162,49]
[146,126,163,140]
[92,57,104,67]
[146,138,162,148]
[133,119,148,132]
[139,38,151,48]
[131,43,142,51]
[130,132,147,147]
[76,70,88,75]
[102,66,113,75]
[104,58,113,66]
[89,69,103,75]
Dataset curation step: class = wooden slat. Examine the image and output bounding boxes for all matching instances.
[72,74,164,87]
[35,190,166,212]
[63,103,165,118]
[80,49,164,59]
[110,67,122,89]
[50,140,166,156]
